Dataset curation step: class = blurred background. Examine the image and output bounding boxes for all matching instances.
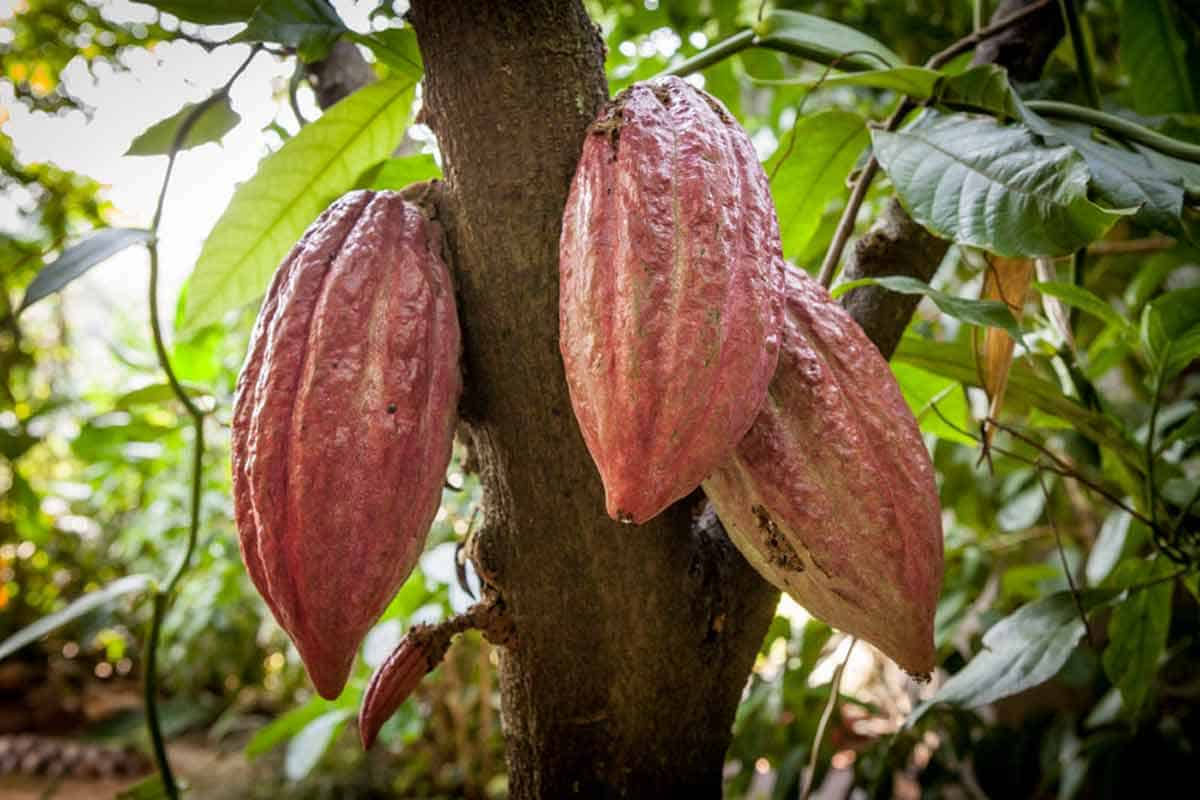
[3,1,1199,798]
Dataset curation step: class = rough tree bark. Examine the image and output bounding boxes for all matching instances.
[408,3,777,797]
[402,0,1064,796]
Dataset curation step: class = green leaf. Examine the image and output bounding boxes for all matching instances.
[894,335,1142,468]
[767,111,867,260]
[890,362,974,445]
[1026,115,1186,238]
[753,10,902,73]
[351,28,423,78]
[909,591,1103,723]
[125,95,241,156]
[1166,324,1200,379]
[246,696,349,757]
[798,66,941,97]
[1086,511,1133,586]
[1140,288,1200,373]
[113,382,211,410]
[115,774,171,800]
[871,111,1132,257]
[19,228,152,313]
[132,0,261,25]
[236,0,347,62]
[0,575,155,662]
[934,64,1023,120]
[182,78,416,332]
[1102,558,1174,717]
[366,153,441,191]
[285,709,353,780]
[1121,0,1197,115]
[835,275,1024,343]
[1034,281,1133,334]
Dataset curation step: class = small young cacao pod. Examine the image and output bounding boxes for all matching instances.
[232,190,462,699]
[560,75,783,524]
[358,626,446,749]
[703,269,943,675]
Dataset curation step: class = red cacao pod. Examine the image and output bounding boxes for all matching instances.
[358,626,445,749]
[232,190,462,699]
[703,269,943,675]
[560,75,783,524]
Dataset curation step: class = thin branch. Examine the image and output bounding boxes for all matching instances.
[1037,471,1095,647]
[1087,237,1177,255]
[926,0,1055,70]
[800,638,856,800]
[139,45,260,800]
[1055,0,1101,109]
[661,30,756,77]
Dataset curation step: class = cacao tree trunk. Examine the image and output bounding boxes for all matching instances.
[405,0,1064,796]
[408,2,778,796]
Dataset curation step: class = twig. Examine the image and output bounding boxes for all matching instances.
[1037,472,1095,647]
[140,45,261,800]
[818,0,1055,286]
[800,638,856,800]
[1087,237,1176,255]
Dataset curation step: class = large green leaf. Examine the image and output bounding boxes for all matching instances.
[285,709,354,780]
[1102,558,1174,718]
[365,153,441,191]
[125,95,241,156]
[909,591,1106,723]
[792,66,941,97]
[767,111,867,260]
[1120,0,1197,115]
[1140,288,1200,379]
[890,362,974,445]
[753,10,902,72]
[181,78,416,332]
[19,228,152,313]
[133,0,261,25]
[934,64,1023,120]
[872,111,1131,257]
[1026,115,1186,238]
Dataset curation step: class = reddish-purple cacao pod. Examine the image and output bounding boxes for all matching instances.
[232,190,462,699]
[560,76,784,524]
[703,269,943,675]
[358,626,445,749]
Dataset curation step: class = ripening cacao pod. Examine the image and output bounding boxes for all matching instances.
[232,190,462,699]
[703,269,943,675]
[560,75,784,524]
[358,626,446,749]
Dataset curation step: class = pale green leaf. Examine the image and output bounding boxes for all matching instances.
[182,78,416,332]
[767,111,867,260]
[1034,281,1133,334]
[125,95,241,156]
[132,0,260,25]
[285,709,353,780]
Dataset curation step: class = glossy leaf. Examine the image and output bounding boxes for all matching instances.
[834,275,1024,343]
[19,228,152,313]
[181,78,416,332]
[125,95,241,156]
[285,709,354,779]
[872,111,1131,257]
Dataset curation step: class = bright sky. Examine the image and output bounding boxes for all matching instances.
[1,1,383,384]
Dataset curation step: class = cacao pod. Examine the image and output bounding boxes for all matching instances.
[560,75,784,524]
[703,269,943,675]
[358,626,445,749]
[232,190,462,699]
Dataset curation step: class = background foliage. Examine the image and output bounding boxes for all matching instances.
[2,0,1199,797]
